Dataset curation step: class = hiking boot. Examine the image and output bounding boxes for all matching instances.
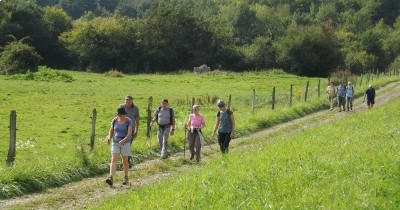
[122,176,129,185]
[105,176,113,186]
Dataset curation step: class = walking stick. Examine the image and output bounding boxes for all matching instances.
[184,125,187,158]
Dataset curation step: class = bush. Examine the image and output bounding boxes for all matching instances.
[104,69,124,77]
[0,41,42,75]
[6,66,74,82]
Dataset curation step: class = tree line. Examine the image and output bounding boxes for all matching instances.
[1,0,400,77]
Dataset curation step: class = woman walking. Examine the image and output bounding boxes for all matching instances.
[186,105,205,162]
[106,107,132,186]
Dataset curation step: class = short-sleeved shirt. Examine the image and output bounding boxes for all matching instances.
[154,107,174,126]
[337,85,346,97]
[189,114,205,128]
[217,111,232,133]
[365,88,375,100]
[112,118,132,143]
[326,85,336,96]
[346,85,354,97]
[119,104,139,128]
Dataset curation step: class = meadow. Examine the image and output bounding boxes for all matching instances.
[90,93,400,209]
[0,67,398,198]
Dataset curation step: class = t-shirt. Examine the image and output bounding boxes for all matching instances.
[217,111,232,133]
[337,85,346,97]
[326,85,336,96]
[154,107,174,126]
[189,114,205,128]
[346,85,354,97]
[365,88,375,100]
[112,118,132,143]
[119,104,139,128]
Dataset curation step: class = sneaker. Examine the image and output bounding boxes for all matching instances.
[122,176,129,185]
[105,176,113,186]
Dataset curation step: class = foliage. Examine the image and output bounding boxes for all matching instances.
[60,16,139,72]
[0,40,41,75]
[6,66,74,82]
[1,0,400,75]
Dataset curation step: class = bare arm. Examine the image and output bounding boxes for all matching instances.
[212,117,220,137]
[107,125,114,144]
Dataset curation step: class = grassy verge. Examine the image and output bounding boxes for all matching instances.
[90,96,400,209]
[0,68,398,198]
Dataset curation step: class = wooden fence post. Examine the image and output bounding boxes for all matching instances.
[7,110,17,166]
[318,80,321,98]
[252,89,255,113]
[228,94,232,110]
[90,108,97,151]
[272,87,276,110]
[146,96,153,141]
[191,97,195,107]
[289,84,293,106]
[304,81,309,102]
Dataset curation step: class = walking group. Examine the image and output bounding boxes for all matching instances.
[326,81,376,111]
[105,97,235,186]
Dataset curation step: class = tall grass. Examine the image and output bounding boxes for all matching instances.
[91,97,400,210]
[0,69,398,198]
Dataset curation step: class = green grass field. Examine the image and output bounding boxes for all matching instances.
[0,67,397,198]
[90,94,400,210]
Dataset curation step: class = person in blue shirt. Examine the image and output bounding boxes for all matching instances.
[346,81,354,111]
[211,100,235,153]
[336,80,347,112]
[363,84,376,109]
[105,107,132,186]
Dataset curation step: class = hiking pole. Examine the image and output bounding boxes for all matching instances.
[184,125,187,158]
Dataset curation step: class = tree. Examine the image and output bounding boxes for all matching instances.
[60,16,139,72]
[274,24,343,77]
[0,39,42,75]
[138,2,226,71]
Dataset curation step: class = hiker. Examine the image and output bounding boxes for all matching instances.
[211,100,235,153]
[150,99,176,159]
[326,81,337,111]
[118,95,139,168]
[337,80,346,112]
[106,107,132,186]
[346,81,355,111]
[186,105,206,162]
[363,84,376,109]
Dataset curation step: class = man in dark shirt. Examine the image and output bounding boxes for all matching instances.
[363,84,376,109]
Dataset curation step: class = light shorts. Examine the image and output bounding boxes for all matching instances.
[111,142,132,156]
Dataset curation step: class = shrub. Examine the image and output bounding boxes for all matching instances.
[104,69,124,77]
[6,66,74,82]
[0,41,42,75]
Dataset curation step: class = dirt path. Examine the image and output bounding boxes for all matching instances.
[2,81,400,210]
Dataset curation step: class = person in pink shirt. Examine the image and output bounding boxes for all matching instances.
[186,105,206,162]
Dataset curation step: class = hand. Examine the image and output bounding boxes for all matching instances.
[118,139,126,145]
[230,132,235,139]
[170,129,175,136]
[133,132,138,139]
[106,136,111,144]
[211,132,215,138]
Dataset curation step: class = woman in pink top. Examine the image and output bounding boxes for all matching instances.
[186,105,206,162]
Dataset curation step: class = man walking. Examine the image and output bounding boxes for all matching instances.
[150,99,176,159]
[363,84,376,109]
[346,81,354,111]
[337,80,346,112]
[326,81,337,111]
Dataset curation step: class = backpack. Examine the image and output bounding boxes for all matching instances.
[217,109,232,118]
[155,106,174,125]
